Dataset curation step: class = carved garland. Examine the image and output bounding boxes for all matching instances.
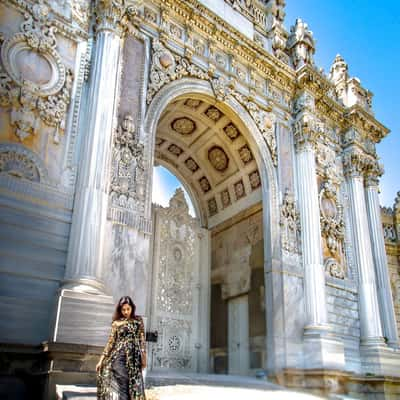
[0,0,72,143]
[147,39,277,166]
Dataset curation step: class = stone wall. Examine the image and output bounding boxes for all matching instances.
[0,1,85,345]
[381,193,400,339]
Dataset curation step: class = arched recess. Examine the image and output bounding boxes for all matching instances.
[144,77,280,373]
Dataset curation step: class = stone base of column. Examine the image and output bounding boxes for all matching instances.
[303,326,345,370]
[51,289,115,346]
[360,340,400,376]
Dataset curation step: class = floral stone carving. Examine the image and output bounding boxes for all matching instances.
[280,189,301,254]
[0,0,72,143]
[109,115,145,211]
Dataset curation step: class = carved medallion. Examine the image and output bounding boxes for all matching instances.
[184,157,199,173]
[239,144,254,164]
[223,123,240,141]
[171,117,196,135]
[208,146,229,172]
[198,176,211,193]
[204,106,222,122]
[167,144,184,157]
[208,197,218,216]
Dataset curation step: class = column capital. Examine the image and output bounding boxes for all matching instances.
[94,0,141,35]
[293,113,323,152]
[342,147,382,183]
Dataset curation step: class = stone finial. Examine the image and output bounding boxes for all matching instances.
[169,188,189,214]
[329,54,348,85]
[288,18,315,69]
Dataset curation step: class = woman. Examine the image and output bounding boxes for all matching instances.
[96,296,147,400]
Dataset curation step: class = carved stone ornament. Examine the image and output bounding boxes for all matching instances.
[293,113,323,152]
[171,117,196,135]
[0,143,49,183]
[0,1,72,144]
[279,189,301,254]
[288,18,315,69]
[324,257,345,280]
[342,148,379,180]
[109,115,145,212]
[147,40,278,166]
[208,146,229,172]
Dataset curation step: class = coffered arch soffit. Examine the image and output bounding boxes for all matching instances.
[144,78,279,243]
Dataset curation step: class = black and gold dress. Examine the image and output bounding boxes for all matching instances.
[97,316,146,400]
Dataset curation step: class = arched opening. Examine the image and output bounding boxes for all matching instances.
[145,78,279,377]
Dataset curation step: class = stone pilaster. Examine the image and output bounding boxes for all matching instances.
[52,1,129,344]
[365,165,399,348]
[294,112,345,369]
[343,149,384,345]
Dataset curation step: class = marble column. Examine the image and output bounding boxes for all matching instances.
[365,172,399,348]
[52,1,127,345]
[228,295,250,375]
[295,136,328,330]
[294,117,344,370]
[63,20,123,293]
[343,151,384,345]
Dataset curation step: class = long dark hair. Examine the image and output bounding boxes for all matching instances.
[112,296,136,321]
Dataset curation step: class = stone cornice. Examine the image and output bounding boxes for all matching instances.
[150,0,296,90]
[4,0,89,41]
[345,105,390,143]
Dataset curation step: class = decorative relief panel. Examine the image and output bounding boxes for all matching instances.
[239,144,254,164]
[318,158,347,280]
[198,176,211,193]
[208,197,218,216]
[204,106,223,122]
[0,1,72,144]
[0,143,49,183]
[220,189,231,209]
[223,123,241,141]
[248,169,261,190]
[184,157,199,173]
[151,189,203,371]
[167,143,184,157]
[234,179,246,200]
[109,115,145,213]
[279,189,301,256]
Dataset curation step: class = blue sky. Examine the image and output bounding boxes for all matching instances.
[284,1,400,207]
[152,2,400,209]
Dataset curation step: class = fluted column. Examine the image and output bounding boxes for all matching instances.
[365,170,399,347]
[63,1,126,293]
[343,150,384,345]
[295,125,328,330]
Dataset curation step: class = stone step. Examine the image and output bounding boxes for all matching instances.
[56,371,355,400]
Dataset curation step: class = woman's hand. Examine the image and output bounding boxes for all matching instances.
[141,353,147,369]
[96,361,102,372]
[96,355,104,372]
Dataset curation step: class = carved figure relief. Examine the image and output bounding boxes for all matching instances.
[280,189,301,255]
[0,0,72,143]
[109,115,145,212]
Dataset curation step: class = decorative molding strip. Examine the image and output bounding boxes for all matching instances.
[108,206,152,234]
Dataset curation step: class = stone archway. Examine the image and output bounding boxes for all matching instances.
[144,78,280,375]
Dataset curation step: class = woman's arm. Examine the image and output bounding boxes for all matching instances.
[96,322,117,372]
[138,317,147,368]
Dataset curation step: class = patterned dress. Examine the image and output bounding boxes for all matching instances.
[97,316,146,400]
